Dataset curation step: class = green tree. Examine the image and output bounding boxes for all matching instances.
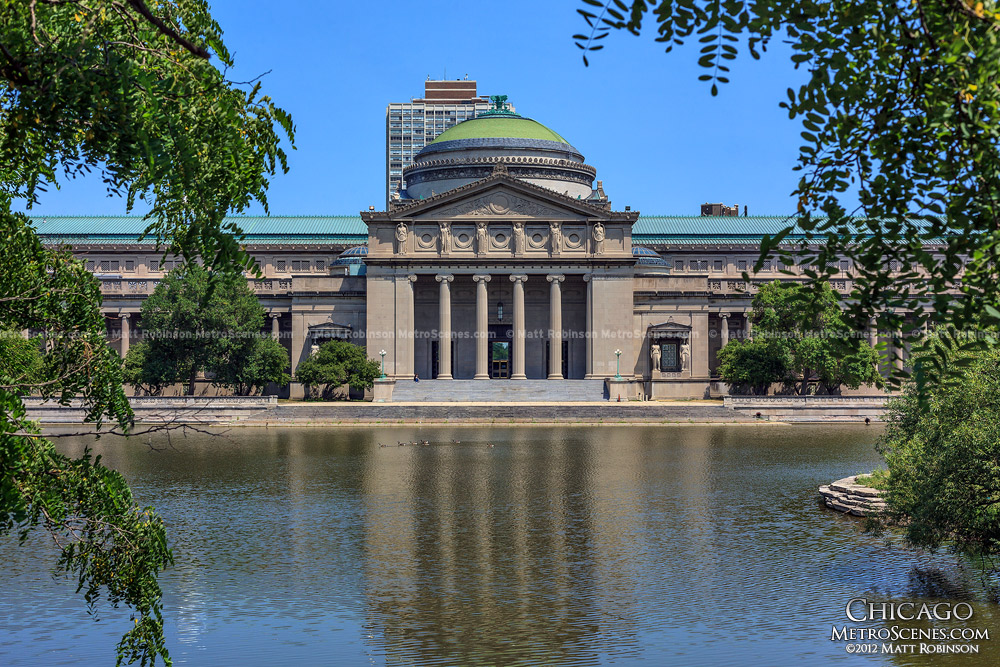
[2,2,293,664]
[122,340,173,397]
[875,344,1000,585]
[295,340,381,400]
[134,264,287,395]
[0,330,46,393]
[210,336,290,396]
[718,281,883,394]
[717,337,791,395]
[1,214,171,666]
[574,1,1000,388]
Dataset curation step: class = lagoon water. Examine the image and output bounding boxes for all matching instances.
[1,425,997,666]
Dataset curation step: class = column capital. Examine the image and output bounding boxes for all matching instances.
[269,311,281,319]
[435,274,454,283]
[119,312,131,320]
[509,274,529,284]
[472,274,492,284]
[719,312,730,320]
[546,274,565,283]
[582,273,593,283]
[406,273,418,283]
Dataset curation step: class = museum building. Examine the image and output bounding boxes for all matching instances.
[35,104,880,399]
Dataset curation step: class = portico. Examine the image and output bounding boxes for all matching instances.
[363,170,638,381]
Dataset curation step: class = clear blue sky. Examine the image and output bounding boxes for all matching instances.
[22,0,813,218]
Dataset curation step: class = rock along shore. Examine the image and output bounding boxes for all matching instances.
[819,475,886,517]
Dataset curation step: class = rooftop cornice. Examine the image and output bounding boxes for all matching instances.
[403,154,597,177]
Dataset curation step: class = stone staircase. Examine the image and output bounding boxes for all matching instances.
[390,379,607,402]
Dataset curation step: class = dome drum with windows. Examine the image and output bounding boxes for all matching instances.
[401,97,597,201]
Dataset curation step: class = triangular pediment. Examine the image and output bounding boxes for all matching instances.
[648,320,692,337]
[390,174,610,221]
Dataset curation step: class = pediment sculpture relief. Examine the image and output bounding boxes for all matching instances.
[439,192,563,218]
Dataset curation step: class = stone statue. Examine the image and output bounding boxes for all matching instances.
[550,222,561,253]
[593,222,605,255]
[439,222,451,254]
[513,222,525,254]
[680,341,691,371]
[395,222,407,255]
[310,342,319,356]
[650,343,661,373]
[476,221,488,254]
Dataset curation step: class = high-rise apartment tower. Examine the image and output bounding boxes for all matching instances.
[386,79,506,206]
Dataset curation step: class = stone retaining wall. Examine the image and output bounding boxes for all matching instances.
[24,396,277,424]
[819,475,886,516]
[724,395,889,422]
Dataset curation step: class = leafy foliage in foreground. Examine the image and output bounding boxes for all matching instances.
[876,345,1000,583]
[126,264,289,396]
[718,281,883,395]
[2,1,295,663]
[575,1,1000,389]
[0,213,172,666]
[296,340,381,400]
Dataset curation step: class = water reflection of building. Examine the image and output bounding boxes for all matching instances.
[358,429,654,663]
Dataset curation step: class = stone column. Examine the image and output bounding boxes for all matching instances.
[473,274,491,380]
[270,312,281,341]
[868,316,878,348]
[404,273,417,378]
[510,274,528,380]
[691,312,710,378]
[436,274,454,380]
[719,312,730,348]
[547,274,565,379]
[120,313,131,357]
[744,310,753,339]
[583,273,593,378]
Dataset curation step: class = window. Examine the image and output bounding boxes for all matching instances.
[315,260,325,272]
[737,259,748,271]
[291,260,310,272]
[99,260,119,272]
[713,260,724,272]
[674,260,684,271]
[86,260,95,271]
[761,259,772,271]
[840,260,850,272]
[276,260,286,272]
[125,260,135,272]
[149,260,159,271]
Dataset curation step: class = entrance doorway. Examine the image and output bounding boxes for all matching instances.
[491,341,510,378]
[430,340,455,379]
[545,340,570,378]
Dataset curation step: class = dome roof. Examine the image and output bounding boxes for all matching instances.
[633,246,669,266]
[431,113,569,145]
[403,104,595,201]
[333,245,367,265]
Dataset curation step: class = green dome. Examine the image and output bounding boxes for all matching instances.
[430,114,570,145]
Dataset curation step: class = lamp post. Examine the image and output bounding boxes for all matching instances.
[614,349,622,379]
[379,349,386,379]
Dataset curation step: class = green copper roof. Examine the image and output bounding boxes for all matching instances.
[34,214,939,247]
[32,216,367,244]
[431,115,570,145]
